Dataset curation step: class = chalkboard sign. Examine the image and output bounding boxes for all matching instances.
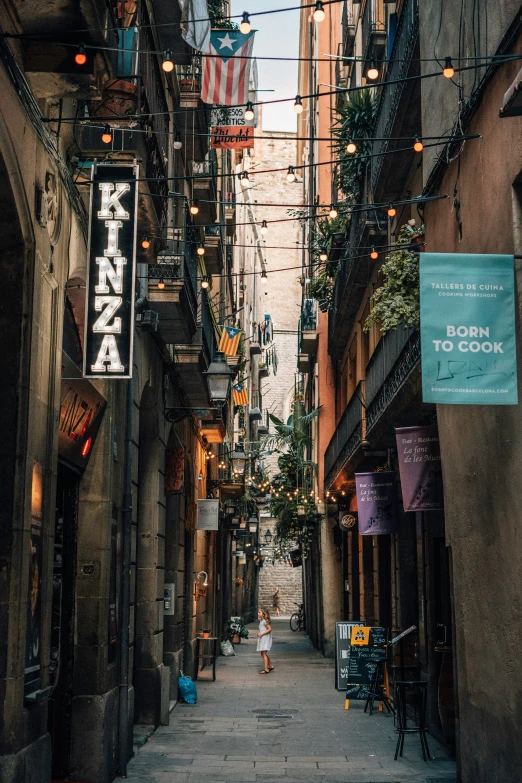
[344,627,387,701]
[335,622,365,691]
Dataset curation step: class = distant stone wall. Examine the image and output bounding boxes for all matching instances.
[258,516,302,617]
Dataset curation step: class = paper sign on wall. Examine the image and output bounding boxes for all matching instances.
[197,499,219,530]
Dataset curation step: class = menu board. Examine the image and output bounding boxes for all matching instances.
[335,622,365,691]
[345,627,387,701]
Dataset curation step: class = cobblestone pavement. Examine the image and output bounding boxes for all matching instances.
[126,619,457,783]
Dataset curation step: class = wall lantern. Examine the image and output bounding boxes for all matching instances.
[231,443,247,475]
[264,528,273,544]
[204,351,233,404]
[248,515,258,534]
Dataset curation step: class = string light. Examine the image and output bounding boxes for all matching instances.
[346,140,357,154]
[141,236,151,249]
[260,220,268,235]
[162,50,174,72]
[313,1,325,22]
[197,245,205,256]
[413,136,424,152]
[443,57,455,78]
[261,269,268,283]
[367,60,379,80]
[287,166,296,182]
[74,42,87,66]
[370,247,378,260]
[240,11,251,34]
[173,132,182,150]
[190,200,199,215]
[201,276,210,289]
[294,95,303,114]
[101,124,112,144]
[157,278,165,290]
[240,171,250,187]
[387,204,396,217]
[245,101,255,120]
[319,252,328,262]
[329,205,338,218]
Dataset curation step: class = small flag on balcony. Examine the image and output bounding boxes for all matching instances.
[233,384,249,406]
[218,325,242,356]
[202,30,255,106]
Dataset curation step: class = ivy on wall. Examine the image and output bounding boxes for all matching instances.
[208,0,238,29]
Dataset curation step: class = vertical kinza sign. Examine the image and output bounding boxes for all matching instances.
[84,164,138,379]
[420,253,517,404]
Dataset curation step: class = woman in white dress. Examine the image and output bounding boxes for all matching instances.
[257,608,274,674]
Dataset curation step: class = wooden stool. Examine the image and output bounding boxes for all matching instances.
[394,680,430,761]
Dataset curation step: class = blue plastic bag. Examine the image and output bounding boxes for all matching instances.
[178,674,197,704]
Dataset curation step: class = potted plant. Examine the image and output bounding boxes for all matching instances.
[227,617,248,644]
[202,629,211,639]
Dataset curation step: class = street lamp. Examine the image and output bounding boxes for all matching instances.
[196,570,209,587]
[264,528,273,544]
[248,515,258,534]
[230,443,247,476]
[204,351,233,405]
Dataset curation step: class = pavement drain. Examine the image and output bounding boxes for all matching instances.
[251,709,296,714]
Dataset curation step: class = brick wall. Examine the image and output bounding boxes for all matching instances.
[258,516,303,617]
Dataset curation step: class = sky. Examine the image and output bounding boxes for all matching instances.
[230,0,300,132]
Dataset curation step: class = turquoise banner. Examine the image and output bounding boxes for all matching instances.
[420,253,518,405]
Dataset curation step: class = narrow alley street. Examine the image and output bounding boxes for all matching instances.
[126,619,456,783]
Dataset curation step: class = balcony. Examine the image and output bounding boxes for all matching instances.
[18,0,119,98]
[172,291,220,408]
[371,0,420,199]
[147,229,198,343]
[204,224,225,275]
[224,192,236,236]
[299,299,318,355]
[365,328,421,436]
[328,208,387,359]
[361,0,387,74]
[192,152,218,224]
[177,58,209,162]
[342,2,356,57]
[324,381,366,490]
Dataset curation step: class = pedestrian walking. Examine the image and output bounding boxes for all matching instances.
[272,586,281,616]
[257,609,274,674]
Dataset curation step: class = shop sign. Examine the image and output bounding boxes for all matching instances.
[165,447,184,494]
[335,621,366,690]
[355,472,399,535]
[339,512,357,531]
[59,352,106,470]
[211,126,254,149]
[210,106,255,127]
[395,425,444,512]
[197,499,219,530]
[84,164,138,379]
[420,253,518,404]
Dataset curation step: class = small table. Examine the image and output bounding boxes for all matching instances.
[195,637,218,681]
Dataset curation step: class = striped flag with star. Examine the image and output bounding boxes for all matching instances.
[218,325,242,356]
[202,30,255,106]
[233,384,249,406]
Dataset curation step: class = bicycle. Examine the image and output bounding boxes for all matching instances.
[289,602,304,632]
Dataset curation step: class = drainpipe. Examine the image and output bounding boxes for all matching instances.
[118,371,133,776]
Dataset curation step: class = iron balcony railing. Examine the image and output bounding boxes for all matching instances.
[192,148,218,178]
[147,223,198,320]
[361,0,386,62]
[301,298,317,332]
[199,290,217,363]
[324,381,366,489]
[341,1,356,57]
[371,0,419,191]
[365,327,421,433]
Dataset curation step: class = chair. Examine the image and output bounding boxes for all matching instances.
[394,680,430,761]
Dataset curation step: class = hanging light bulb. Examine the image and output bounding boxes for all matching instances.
[294,95,303,114]
[413,136,424,152]
[173,132,182,150]
[101,124,113,144]
[240,11,251,34]
[157,278,165,290]
[162,50,174,72]
[370,247,379,260]
[261,269,268,283]
[190,200,199,216]
[201,276,210,289]
[197,245,205,256]
[240,171,250,188]
[245,101,255,121]
[75,42,87,66]
[367,60,379,80]
[443,57,455,79]
[329,205,338,218]
[346,140,357,154]
[387,203,396,217]
[319,252,328,262]
[141,236,151,249]
[313,1,325,22]
[260,220,268,235]
[287,166,296,182]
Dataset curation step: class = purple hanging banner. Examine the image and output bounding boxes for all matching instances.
[395,426,444,512]
[355,472,399,535]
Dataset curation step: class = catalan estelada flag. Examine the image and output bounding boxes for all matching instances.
[233,384,249,406]
[218,326,242,356]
